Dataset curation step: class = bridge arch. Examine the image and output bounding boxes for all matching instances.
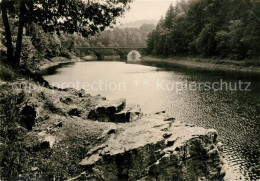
[127,50,141,63]
[86,49,104,61]
[75,47,146,61]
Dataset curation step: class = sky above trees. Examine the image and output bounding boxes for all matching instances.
[118,0,177,23]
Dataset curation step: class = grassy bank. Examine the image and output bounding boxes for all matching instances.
[141,56,260,76]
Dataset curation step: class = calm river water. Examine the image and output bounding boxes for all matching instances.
[43,61,259,180]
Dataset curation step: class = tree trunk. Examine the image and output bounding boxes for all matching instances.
[14,2,26,67]
[1,1,14,65]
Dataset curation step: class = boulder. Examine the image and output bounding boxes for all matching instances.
[115,104,143,122]
[78,114,225,181]
[88,99,126,122]
[43,135,56,148]
[33,134,56,151]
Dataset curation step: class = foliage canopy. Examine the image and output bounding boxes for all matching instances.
[0,0,132,66]
[147,0,260,60]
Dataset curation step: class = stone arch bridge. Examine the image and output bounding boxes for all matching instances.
[74,47,147,60]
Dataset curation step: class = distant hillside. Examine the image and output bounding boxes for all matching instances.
[117,20,158,28]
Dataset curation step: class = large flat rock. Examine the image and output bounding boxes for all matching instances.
[77,114,225,181]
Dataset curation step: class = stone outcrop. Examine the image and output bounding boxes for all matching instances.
[41,135,56,149]
[31,132,56,151]
[88,99,143,123]
[0,80,226,180]
[88,98,126,122]
[77,113,225,181]
[115,104,143,122]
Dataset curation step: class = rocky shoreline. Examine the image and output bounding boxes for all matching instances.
[0,75,226,180]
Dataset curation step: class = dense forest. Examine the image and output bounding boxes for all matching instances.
[147,0,260,60]
[88,24,155,47]
[1,0,260,65]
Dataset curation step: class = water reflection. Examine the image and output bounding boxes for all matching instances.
[40,62,75,76]
[43,61,260,180]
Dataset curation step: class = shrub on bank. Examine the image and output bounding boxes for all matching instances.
[243,58,260,67]
[0,89,29,180]
[0,64,17,81]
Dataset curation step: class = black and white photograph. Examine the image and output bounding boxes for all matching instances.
[0,0,259,180]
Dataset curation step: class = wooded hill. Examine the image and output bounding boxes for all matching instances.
[146,0,260,60]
